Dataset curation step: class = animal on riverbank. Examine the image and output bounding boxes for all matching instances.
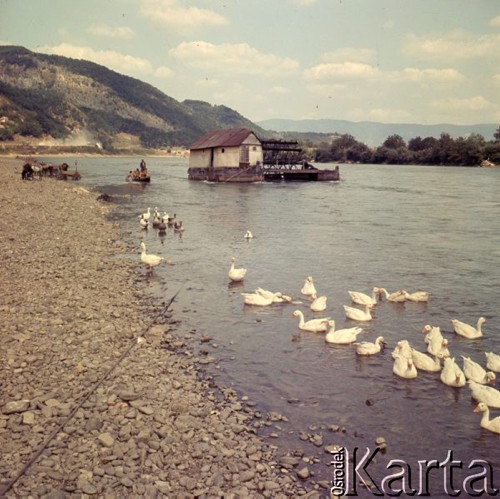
[21,163,33,180]
[140,242,164,270]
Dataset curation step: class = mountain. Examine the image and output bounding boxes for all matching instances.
[257,118,499,148]
[0,45,266,152]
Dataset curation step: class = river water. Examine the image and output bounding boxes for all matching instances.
[45,156,500,495]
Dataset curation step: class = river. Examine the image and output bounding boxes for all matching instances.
[44,156,500,496]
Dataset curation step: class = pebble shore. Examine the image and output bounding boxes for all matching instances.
[0,158,329,498]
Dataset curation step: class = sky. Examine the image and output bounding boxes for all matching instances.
[1,0,499,126]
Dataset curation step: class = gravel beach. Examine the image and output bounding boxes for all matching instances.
[0,158,325,498]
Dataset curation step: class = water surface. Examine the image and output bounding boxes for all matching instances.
[45,157,500,495]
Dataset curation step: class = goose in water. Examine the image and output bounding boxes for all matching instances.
[152,214,162,228]
[228,257,247,282]
[241,292,274,306]
[355,336,385,355]
[255,288,292,303]
[440,357,466,387]
[451,317,486,339]
[140,207,151,222]
[403,290,430,302]
[343,303,372,322]
[157,218,167,233]
[300,276,317,297]
[244,230,253,239]
[174,221,185,232]
[325,321,363,344]
[485,352,500,373]
[168,213,177,226]
[392,340,412,360]
[139,215,149,229]
[140,242,164,270]
[462,356,496,385]
[422,325,442,345]
[378,288,407,303]
[410,349,442,372]
[473,402,500,434]
[427,336,450,359]
[292,310,330,333]
[310,293,327,312]
[348,288,379,307]
[469,380,500,408]
[393,354,418,379]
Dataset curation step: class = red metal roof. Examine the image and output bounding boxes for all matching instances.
[189,128,257,150]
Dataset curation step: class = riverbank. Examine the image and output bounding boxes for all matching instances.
[0,158,319,497]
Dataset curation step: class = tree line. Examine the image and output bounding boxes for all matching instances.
[312,128,500,166]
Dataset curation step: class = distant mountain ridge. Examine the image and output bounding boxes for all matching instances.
[257,118,499,148]
[0,45,266,151]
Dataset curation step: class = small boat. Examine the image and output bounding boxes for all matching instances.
[127,159,150,182]
[128,174,151,183]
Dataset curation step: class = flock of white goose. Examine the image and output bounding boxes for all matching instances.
[138,207,183,270]
[228,250,500,435]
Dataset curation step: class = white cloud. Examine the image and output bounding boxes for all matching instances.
[430,95,490,112]
[140,0,228,32]
[320,48,376,63]
[270,86,290,94]
[87,25,135,40]
[155,66,174,79]
[36,43,172,79]
[304,62,379,81]
[365,108,412,122]
[290,0,317,6]
[403,30,500,61]
[489,15,500,27]
[195,77,219,87]
[397,67,464,83]
[383,20,394,30]
[305,61,463,85]
[169,41,299,75]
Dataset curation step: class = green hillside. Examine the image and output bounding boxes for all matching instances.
[0,45,266,152]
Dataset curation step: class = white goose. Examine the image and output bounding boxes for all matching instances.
[228,257,247,282]
[325,321,363,344]
[469,380,500,408]
[244,230,253,239]
[310,293,327,312]
[410,349,442,372]
[348,288,378,307]
[473,402,500,434]
[140,242,164,270]
[139,215,149,229]
[355,336,385,355]
[485,352,500,373]
[293,310,330,333]
[427,336,450,358]
[451,317,486,339]
[300,276,317,297]
[392,340,412,360]
[404,290,430,302]
[440,357,466,387]
[140,207,151,222]
[462,356,496,385]
[378,288,407,303]
[255,288,292,303]
[241,292,273,306]
[422,325,442,344]
[343,303,372,322]
[393,354,418,379]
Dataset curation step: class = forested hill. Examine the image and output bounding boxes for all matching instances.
[0,45,265,151]
[257,118,499,148]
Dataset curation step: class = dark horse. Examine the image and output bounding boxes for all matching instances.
[22,163,34,180]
